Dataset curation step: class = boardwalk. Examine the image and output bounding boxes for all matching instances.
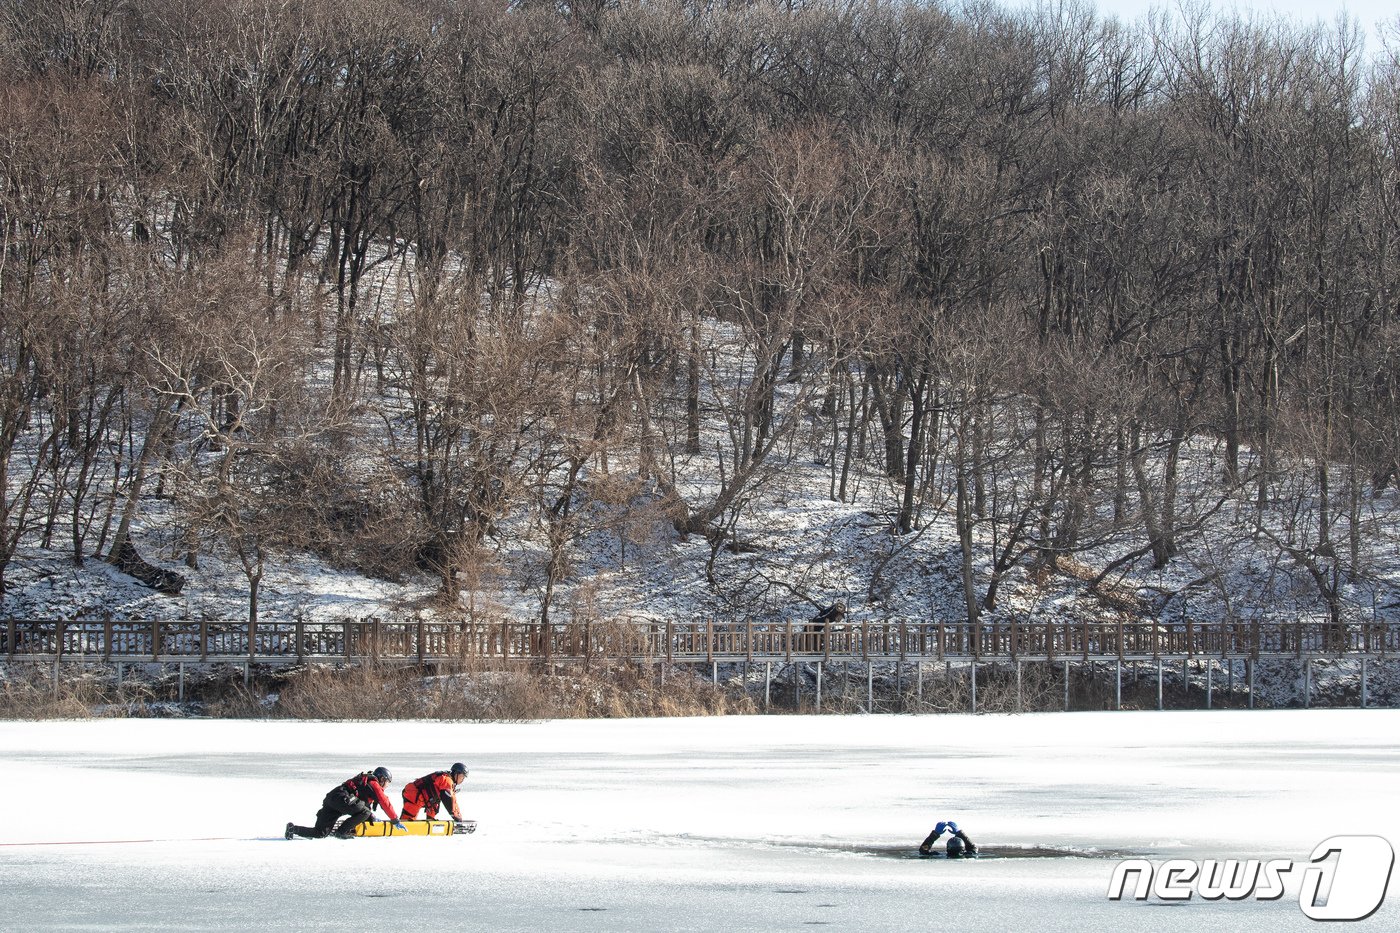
[4,618,1396,664]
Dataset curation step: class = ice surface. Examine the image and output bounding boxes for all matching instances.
[2,710,1397,931]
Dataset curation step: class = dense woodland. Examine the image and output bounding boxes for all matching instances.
[2,0,1399,627]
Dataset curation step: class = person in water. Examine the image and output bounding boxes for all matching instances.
[919,820,978,857]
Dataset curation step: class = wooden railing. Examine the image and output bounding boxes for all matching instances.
[1,619,1396,664]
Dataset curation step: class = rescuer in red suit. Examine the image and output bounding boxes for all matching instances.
[401,762,468,822]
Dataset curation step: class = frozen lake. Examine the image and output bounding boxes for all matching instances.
[2,710,1397,931]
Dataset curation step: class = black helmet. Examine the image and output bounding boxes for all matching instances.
[372,766,392,785]
[946,835,966,858]
[450,762,468,777]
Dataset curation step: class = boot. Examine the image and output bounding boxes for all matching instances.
[285,822,294,840]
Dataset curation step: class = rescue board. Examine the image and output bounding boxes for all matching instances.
[352,819,476,838]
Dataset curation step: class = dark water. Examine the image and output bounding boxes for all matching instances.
[768,841,1132,861]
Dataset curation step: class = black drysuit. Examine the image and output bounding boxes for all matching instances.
[288,772,397,839]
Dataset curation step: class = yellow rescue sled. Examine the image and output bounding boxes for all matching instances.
[352,819,476,838]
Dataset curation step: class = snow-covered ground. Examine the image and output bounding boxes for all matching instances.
[3,710,1396,931]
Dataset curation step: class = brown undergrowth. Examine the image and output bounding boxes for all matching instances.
[0,663,157,719]
[207,659,758,720]
[2,657,1392,718]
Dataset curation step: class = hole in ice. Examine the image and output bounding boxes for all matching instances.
[771,841,1134,861]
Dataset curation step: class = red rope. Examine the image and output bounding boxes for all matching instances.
[0,836,239,847]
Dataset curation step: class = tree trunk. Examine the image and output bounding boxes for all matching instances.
[108,396,177,563]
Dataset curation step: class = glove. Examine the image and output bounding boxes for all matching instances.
[366,816,377,825]
[392,820,406,832]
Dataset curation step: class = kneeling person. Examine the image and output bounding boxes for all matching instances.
[402,762,468,824]
[287,767,405,839]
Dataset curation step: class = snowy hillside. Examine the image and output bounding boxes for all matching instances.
[4,0,1400,658]
[5,429,1399,640]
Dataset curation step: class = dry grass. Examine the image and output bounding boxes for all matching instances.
[1032,556,1145,616]
[3,657,1391,719]
[0,663,160,719]
[208,658,757,720]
